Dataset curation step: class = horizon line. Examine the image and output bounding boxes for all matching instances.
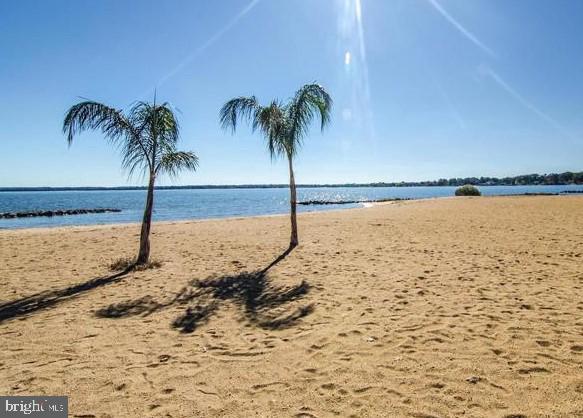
[2,170,583,191]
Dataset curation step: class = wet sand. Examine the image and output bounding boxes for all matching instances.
[1,196,582,417]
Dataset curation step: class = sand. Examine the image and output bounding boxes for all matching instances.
[1,196,582,417]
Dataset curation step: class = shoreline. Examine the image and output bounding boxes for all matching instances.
[0,201,372,234]
[2,180,583,192]
[0,193,574,234]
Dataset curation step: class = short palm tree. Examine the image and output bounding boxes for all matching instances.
[63,99,198,265]
[220,83,332,248]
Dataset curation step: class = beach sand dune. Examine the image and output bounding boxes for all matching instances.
[1,196,582,417]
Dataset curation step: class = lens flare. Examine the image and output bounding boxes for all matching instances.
[338,0,375,145]
[344,51,351,66]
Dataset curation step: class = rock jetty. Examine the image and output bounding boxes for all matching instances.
[297,198,407,206]
[0,208,122,219]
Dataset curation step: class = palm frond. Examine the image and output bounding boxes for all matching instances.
[63,98,194,180]
[127,101,156,155]
[256,102,288,160]
[63,101,133,146]
[156,150,199,178]
[219,96,260,133]
[286,83,333,156]
[121,139,150,178]
[154,103,180,145]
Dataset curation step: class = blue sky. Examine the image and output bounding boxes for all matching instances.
[1,0,582,187]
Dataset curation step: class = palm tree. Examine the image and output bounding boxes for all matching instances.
[220,83,332,248]
[63,99,198,265]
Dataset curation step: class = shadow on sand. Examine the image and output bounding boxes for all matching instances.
[0,266,134,325]
[96,246,313,333]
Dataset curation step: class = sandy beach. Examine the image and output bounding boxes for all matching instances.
[1,196,582,417]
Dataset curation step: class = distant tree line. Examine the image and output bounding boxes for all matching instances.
[3,171,583,193]
[426,171,583,187]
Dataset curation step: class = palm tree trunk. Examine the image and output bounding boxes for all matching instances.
[288,156,299,248]
[137,173,155,265]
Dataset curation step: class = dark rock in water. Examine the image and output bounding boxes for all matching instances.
[298,198,408,206]
[0,208,122,219]
[560,190,583,194]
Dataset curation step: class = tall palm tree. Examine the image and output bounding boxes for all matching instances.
[220,83,332,248]
[63,99,198,265]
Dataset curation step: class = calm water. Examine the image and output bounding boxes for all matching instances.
[1,185,582,229]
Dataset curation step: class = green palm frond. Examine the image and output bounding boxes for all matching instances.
[286,83,333,156]
[121,138,150,178]
[219,96,260,133]
[63,101,134,146]
[152,103,180,145]
[220,83,332,161]
[256,102,288,160]
[156,150,199,178]
[64,98,196,180]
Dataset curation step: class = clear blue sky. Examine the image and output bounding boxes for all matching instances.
[1,0,582,187]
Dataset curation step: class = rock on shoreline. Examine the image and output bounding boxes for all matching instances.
[0,208,122,219]
[298,198,408,206]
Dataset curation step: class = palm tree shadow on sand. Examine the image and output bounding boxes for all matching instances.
[96,246,314,333]
[0,266,135,324]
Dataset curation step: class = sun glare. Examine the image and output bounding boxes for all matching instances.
[355,0,362,22]
[344,51,351,66]
[338,0,374,143]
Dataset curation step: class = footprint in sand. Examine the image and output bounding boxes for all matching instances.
[518,367,550,375]
[114,383,126,391]
[353,386,376,394]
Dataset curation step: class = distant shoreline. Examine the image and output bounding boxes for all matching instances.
[2,183,583,192]
[3,170,583,192]
[0,183,581,193]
